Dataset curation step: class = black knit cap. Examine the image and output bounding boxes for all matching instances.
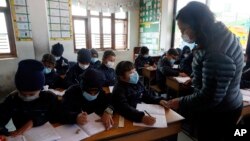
[77,48,91,63]
[51,43,64,57]
[140,46,149,55]
[80,68,105,91]
[15,59,45,91]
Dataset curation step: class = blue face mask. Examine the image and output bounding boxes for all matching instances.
[91,58,98,63]
[129,71,139,84]
[44,67,52,74]
[82,91,99,101]
[170,59,175,65]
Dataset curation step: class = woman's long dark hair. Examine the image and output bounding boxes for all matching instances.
[176,1,216,48]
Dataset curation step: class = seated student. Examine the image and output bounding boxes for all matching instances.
[42,54,57,88]
[90,49,101,69]
[179,47,197,76]
[176,46,191,65]
[0,59,60,136]
[98,50,116,86]
[156,49,188,90]
[65,48,92,85]
[51,43,69,73]
[62,68,114,130]
[174,48,182,64]
[112,61,169,125]
[51,64,71,89]
[241,51,250,89]
[134,46,155,75]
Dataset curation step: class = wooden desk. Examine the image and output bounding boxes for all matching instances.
[84,109,184,141]
[142,67,157,81]
[165,77,190,97]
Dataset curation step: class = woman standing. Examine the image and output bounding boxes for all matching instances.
[166,2,244,141]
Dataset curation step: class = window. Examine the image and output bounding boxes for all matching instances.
[72,2,128,51]
[0,0,16,58]
[173,0,250,51]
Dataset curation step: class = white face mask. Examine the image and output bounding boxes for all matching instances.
[184,53,189,58]
[79,63,89,70]
[18,92,40,102]
[182,34,194,43]
[55,56,61,61]
[105,61,115,68]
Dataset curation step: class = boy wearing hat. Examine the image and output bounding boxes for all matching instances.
[98,50,116,86]
[156,49,188,90]
[65,48,92,85]
[90,49,101,69]
[62,68,114,130]
[42,54,57,88]
[51,43,69,73]
[0,59,60,136]
[135,46,155,75]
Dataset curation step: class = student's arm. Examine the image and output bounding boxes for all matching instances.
[95,93,114,116]
[149,57,155,66]
[135,57,145,69]
[113,88,145,122]
[65,68,77,85]
[0,95,14,136]
[158,60,179,76]
[140,83,163,104]
[61,88,81,124]
[179,52,237,112]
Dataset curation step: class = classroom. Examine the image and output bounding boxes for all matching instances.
[0,0,250,141]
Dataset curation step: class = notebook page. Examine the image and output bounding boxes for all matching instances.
[24,122,61,141]
[173,77,191,83]
[79,113,106,136]
[55,124,89,141]
[136,104,165,115]
[133,114,167,128]
[7,135,27,141]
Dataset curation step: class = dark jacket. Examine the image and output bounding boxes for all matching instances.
[156,57,179,89]
[98,64,116,86]
[55,56,69,72]
[241,61,250,89]
[180,53,193,76]
[135,55,154,75]
[62,85,113,124]
[44,70,58,88]
[180,22,243,113]
[65,63,92,85]
[112,80,163,122]
[0,91,60,135]
[51,75,71,89]
[90,60,101,69]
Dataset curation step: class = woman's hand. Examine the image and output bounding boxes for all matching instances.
[166,98,180,110]
[159,100,169,108]
[10,120,33,137]
[101,113,114,130]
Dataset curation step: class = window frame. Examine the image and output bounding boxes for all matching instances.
[0,0,16,58]
[72,9,128,52]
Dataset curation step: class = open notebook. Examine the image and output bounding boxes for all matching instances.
[133,104,167,128]
[7,122,61,141]
[241,89,250,103]
[173,76,191,84]
[55,113,106,141]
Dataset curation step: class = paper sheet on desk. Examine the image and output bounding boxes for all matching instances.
[109,86,114,93]
[133,104,167,128]
[241,89,250,102]
[173,77,191,84]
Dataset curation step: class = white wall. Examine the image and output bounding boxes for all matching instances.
[0,0,139,100]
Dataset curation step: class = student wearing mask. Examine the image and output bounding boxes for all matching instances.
[51,43,69,73]
[241,50,250,89]
[156,49,188,90]
[166,2,243,140]
[98,50,116,86]
[135,46,155,75]
[0,60,60,136]
[90,49,101,69]
[42,54,57,88]
[62,68,114,130]
[112,61,168,125]
[65,48,92,85]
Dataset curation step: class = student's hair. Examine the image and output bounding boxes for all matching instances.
[182,46,191,54]
[176,48,182,56]
[90,48,98,58]
[140,46,149,55]
[167,49,179,56]
[176,1,215,47]
[51,43,64,57]
[102,50,116,60]
[115,61,134,77]
[42,54,56,65]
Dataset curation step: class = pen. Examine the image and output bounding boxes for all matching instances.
[75,129,81,134]
[144,110,152,117]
